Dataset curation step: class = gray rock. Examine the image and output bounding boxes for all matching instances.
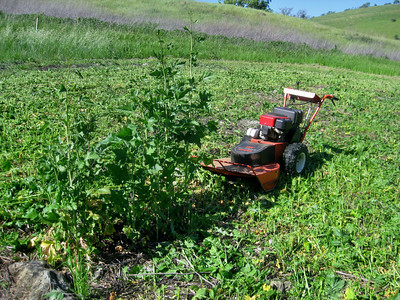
[8,260,78,300]
[270,279,292,293]
[237,119,259,129]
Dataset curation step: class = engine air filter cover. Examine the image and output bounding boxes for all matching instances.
[275,118,293,130]
[231,141,275,166]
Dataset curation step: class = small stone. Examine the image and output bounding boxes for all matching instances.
[92,266,105,281]
[270,279,292,292]
[8,260,78,300]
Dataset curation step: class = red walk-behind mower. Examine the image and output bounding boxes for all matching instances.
[202,88,338,191]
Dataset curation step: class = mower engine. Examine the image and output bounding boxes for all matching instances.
[250,107,304,143]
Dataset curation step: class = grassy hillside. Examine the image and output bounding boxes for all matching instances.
[1,13,400,76]
[1,0,400,60]
[313,4,400,41]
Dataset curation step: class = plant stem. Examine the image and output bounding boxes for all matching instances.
[157,30,167,91]
[189,23,193,78]
[65,98,73,188]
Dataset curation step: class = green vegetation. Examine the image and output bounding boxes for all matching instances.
[313,4,400,40]
[2,0,400,60]
[1,2,400,299]
[1,57,400,299]
[1,13,400,76]
[223,0,272,11]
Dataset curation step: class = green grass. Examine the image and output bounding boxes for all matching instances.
[1,57,399,298]
[1,13,400,76]
[313,4,400,40]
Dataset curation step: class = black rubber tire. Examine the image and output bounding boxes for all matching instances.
[283,143,309,176]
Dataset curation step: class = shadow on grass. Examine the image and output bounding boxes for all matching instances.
[92,176,279,297]
[140,145,347,245]
[100,144,354,257]
[275,143,355,193]
[307,143,355,173]
[96,143,355,280]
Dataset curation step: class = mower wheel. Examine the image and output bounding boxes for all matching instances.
[283,143,309,176]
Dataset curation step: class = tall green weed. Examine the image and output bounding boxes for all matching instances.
[29,29,216,256]
[94,30,216,241]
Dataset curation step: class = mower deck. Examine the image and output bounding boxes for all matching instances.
[202,158,280,191]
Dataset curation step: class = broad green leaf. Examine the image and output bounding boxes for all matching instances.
[24,208,39,220]
[59,84,67,93]
[85,152,100,161]
[116,126,133,141]
[146,147,156,155]
[194,288,207,299]
[90,187,112,196]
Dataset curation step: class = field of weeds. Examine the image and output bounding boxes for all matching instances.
[1,50,399,298]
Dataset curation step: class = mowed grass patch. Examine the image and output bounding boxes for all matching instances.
[1,58,399,298]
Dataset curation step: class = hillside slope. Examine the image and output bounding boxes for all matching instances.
[312,4,400,41]
[1,0,400,60]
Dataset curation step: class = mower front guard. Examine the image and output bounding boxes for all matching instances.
[202,158,280,191]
